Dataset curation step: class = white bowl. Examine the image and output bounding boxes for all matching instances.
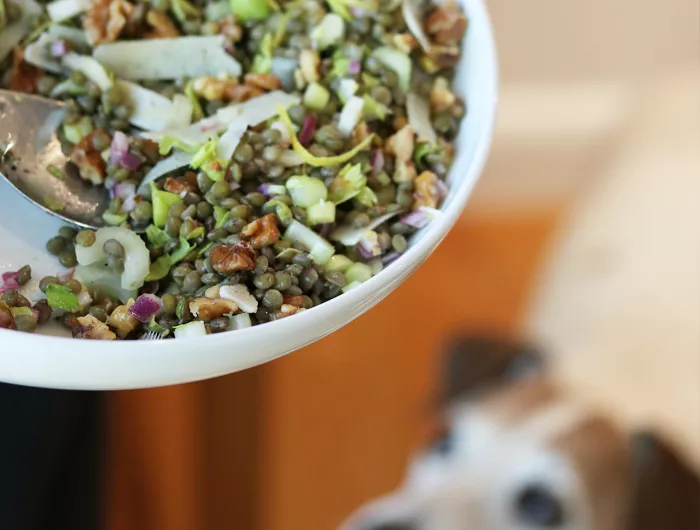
[0,0,497,390]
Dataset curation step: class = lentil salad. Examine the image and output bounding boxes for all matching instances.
[0,0,467,339]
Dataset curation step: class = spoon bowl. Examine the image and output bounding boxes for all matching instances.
[0,90,109,230]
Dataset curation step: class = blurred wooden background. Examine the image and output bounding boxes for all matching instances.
[104,209,560,530]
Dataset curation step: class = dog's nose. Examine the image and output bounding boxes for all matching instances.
[363,523,416,530]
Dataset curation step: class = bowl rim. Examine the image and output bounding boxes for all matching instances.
[0,0,499,388]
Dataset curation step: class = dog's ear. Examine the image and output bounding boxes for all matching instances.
[440,334,544,403]
[626,431,700,530]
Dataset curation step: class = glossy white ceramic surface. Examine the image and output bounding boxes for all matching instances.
[0,0,498,389]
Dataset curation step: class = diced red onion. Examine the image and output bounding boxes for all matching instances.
[370,149,385,176]
[50,39,69,58]
[318,223,333,239]
[110,131,142,171]
[357,231,381,259]
[400,210,432,229]
[109,131,128,164]
[57,268,75,282]
[0,271,20,294]
[128,294,162,323]
[348,60,361,75]
[298,116,316,147]
[381,251,401,266]
[436,178,449,200]
[258,183,286,198]
[113,182,136,200]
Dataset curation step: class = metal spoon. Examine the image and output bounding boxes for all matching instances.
[0,89,109,230]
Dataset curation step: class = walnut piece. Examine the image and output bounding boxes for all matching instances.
[192,77,264,103]
[73,314,117,340]
[392,34,418,54]
[84,0,135,46]
[241,214,280,249]
[71,131,107,185]
[282,295,305,308]
[244,73,282,91]
[218,15,243,43]
[385,125,415,166]
[189,298,238,322]
[278,304,301,318]
[107,302,139,339]
[9,47,40,94]
[210,242,257,274]
[430,77,457,112]
[299,50,320,84]
[164,176,198,195]
[145,9,180,38]
[425,0,468,46]
[412,171,442,211]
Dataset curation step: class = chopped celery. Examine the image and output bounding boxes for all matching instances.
[174,320,207,338]
[62,116,93,144]
[413,141,438,170]
[325,254,354,272]
[328,163,366,204]
[145,255,171,281]
[310,13,345,50]
[372,46,412,92]
[303,82,330,111]
[355,186,378,207]
[0,2,7,30]
[50,79,89,98]
[229,0,269,21]
[184,80,205,121]
[265,199,294,225]
[362,94,390,120]
[10,306,33,318]
[147,317,170,337]
[187,226,205,240]
[342,280,363,292]
[306,200,336,225]
[286,175,328,208]
[278,104,374,167]
[283,220,335,264]
[228,313,252,331]
[213,205,228,225]
[330,57,350,78]
[337,96,364,137]
[337,78,358,104]
[44,195,65,212]
[326,0,351,21]
[151,182,183,228]
[159,135,200,155]
[272,11,291,47]
[145,224,172,248]
[168,237,195,265]
[102,211,128,226]
[45,283,79,312]
[190,138,226,181]
[251,33,273,74]
[205,1,229,20]
[170,0,200,23]
[345,262,373,284]
[361,72,380,88]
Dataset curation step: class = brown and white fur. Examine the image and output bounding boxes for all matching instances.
[341,336,700,530]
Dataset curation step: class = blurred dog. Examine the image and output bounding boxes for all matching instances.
[341,336,700,530]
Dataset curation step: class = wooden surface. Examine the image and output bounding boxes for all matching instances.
[104,210,561,530]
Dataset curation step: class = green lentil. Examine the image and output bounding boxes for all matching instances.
[39,276,59,293]
[262,289,284,309]
[14,315,38,333]
[16,265,31,286]
[65,279,83,295]
[182,271,202,293]
[392,234,408,253]
[254,272,275,290]
[88,306,109,323]
[161,293,177,314]
[59,249,77,268]
[46,236,67,256]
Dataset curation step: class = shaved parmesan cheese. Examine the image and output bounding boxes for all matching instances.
[93,36,242,80]
[63,52,113,90]
[137,150,194,194]
[406,93,437,144]
[46,0,90,22]
[0,0,42,63]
